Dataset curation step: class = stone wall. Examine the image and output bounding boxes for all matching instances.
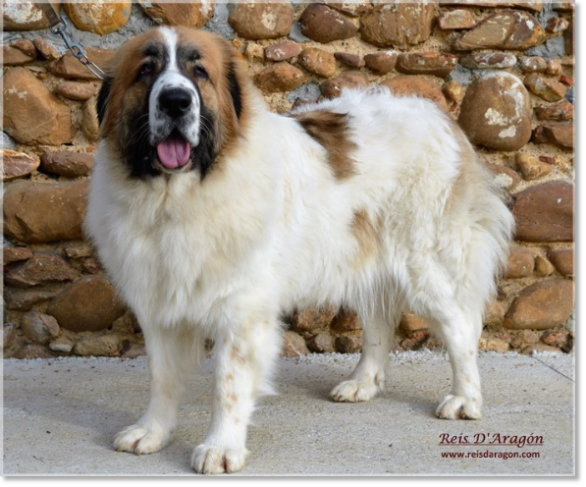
[2,1,575,359]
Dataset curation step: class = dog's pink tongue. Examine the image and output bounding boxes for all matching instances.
[157,135,190,169]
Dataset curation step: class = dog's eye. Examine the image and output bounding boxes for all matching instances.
[139,62,155,78]
[193,65,208,79]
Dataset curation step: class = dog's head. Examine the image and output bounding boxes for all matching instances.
[97,27,248,179]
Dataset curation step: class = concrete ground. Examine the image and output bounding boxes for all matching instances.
[2,350,575,476]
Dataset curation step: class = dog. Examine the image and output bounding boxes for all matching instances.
[85,26,514,474]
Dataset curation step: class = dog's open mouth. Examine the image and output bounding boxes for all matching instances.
[156,130,191,170]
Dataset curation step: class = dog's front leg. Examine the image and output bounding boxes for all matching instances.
[192,319,280,474]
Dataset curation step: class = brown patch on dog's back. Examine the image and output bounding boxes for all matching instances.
[292,110,357,180]
[351,209,379,267]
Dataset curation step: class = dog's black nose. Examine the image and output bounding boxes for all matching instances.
[159,88,192,118]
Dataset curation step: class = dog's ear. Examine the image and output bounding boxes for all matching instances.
[96,76,113,127]
[226,62,243,121]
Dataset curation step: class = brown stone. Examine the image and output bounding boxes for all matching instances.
[55,82,97,101]
[298,48,337,78]
[510,329,540,350]
[299,4,357,44]
[307,332,335,353]
[21,311,60,345]
[535,101,574,121]
[282,331,309,358]
[289,306,337,333]
[82,97,100,142]
[335,335,362,353]
[2,39,37,65]
[334,52,365,69]
[360,3,435,48]
[137,1,214,28]
[63,2,131,35]
[515,153,553,181]
[479,334,510,353]
[228,3,294,40]
[534,255,555,277]
[4,288,61,311]
[524,73,567,102]
[255,63,305,93]
[460,52,517,70]
[3,180,89,243]
[14,344,55,359]
[3,246,33,265]
[2,1,61,31]
[73,334,122,357]
[49,337,75,354]
[3,68,73,145]
[458,72,532,151]
[382,76,448,111]
[513,181,573,242]
[396,52,458,78]
[5,253,79,288]
[518,56,547,73]
[1,149,40,181]
[484,162,522,191]
[320,72,368,98]
[40,151,94,178]
[50,47,116,80]
[533,123,574,149]
[400,313,428,332]
[547,249,574,276]
[364,51,398,74]
[504,280,574,330]
[47,276,126,333]
[541,330,570,349]
[546,60,563,76]
[33,38,61,61]
[453,10,546,50]
[442,80,465,104]
[505,247,534,278]
[331,308,362,331]
[437,9,476,30]
[546,17,570,34]
[264,41,301,62]
[484,301,506,324]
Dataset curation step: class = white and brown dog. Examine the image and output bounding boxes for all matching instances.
[85,26,514,474]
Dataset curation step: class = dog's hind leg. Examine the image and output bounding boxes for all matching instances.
[114,325,202,455]
[330,300,401,403]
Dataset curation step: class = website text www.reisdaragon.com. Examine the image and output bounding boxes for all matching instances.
[438,433,543,460]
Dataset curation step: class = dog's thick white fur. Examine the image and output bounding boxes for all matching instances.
[86,27,514,474]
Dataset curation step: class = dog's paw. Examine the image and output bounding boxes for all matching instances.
[330,379,380,403]
[191,444,249,474]
[113,424,166,455]
[435,394,482,420]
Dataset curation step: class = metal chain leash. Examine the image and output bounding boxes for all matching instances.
[38,2,105,80]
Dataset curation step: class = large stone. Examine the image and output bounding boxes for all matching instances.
[3,180,89,243]
[298,4,357,43]
[533,123,574,149]
[320,72,368,98]
[4,253,79,288]
[505,247,534,278]
[458,72,532,151]
[547,249,574,276]
[437,9,476,30]
[55,82,97,102]
[512,181,573,242]
[360,3,435,48]
[40,151,94,178]
[298,48,337,78]
[73,335,122,357]
[396,52,458,78]
[255,63,305,93]
[228,3,294,40]
[524,73,567,102]
[47,276,127,333]
[459,52,517,70]
[504,280,574,330]
[3,68,73,145]
[364,51,398,74]
[535,101,574,121]
[1,149,40,181]
[381,76,448,111]
[453,10,546,50]
[2,1,61,31]
[2,39,37,65]
[21,312,60,345]
[137,1,214,28]
[63,2,131,35]
[50,47,116,80]
[264,41,301,62]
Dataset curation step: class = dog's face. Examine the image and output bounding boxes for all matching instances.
[97,27,247,179]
